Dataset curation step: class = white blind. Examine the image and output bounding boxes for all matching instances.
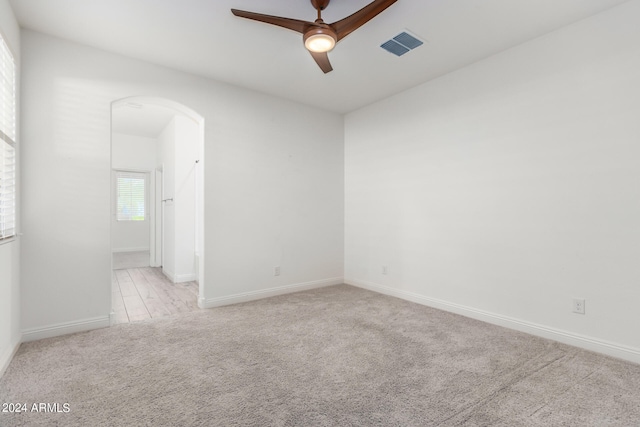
[0,35,16,241]
[116,172,146,221]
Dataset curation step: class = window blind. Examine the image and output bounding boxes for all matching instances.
[0,35,16,241]
[116,172,146,221]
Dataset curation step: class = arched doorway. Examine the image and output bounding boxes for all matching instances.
[109,96,205,323]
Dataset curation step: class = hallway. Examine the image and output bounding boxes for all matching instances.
[111,267,199,324]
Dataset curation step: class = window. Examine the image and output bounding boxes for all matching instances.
[0,34,16,242]
[116,171,146,221]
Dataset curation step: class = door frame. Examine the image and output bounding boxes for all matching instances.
[110,96,206,323]
[153,166,163,268]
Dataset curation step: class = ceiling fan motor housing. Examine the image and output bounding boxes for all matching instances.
[303,26,338,52]
[310,0,331,11]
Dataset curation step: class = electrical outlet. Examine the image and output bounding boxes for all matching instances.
[274,266,280,276]
[382,265,388,275]
[572,298,585,315]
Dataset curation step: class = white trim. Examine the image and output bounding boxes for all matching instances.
[112,247,150,253]
[0,338,21,378]
[0,236,16,246]
[199,277,344,309]
[21,316,111,342]
[161,270,196,283]
[112,97,203,124]
[175,273,197,283]
[112,167,152,174]
[162,268,175,283]
[345,278,640,365]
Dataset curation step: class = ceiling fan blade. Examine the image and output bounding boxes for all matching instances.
[330,0,398,41]
[231,9,315,34]
[309,51,333,74]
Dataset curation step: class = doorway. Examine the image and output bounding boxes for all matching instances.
[109,97,205,324]
[111,169,151,270]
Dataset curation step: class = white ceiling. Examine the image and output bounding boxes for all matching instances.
[112,102,178,138]
[9,0,630,113]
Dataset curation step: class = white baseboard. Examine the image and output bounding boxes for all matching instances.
[162,269,197,284]
[175,273,197,283]
[0,338,21,378]
[22,316,111,343]
[199,277,344,309]
[112,247,149,253]
[162,268,175,282]
[345,278,640,365]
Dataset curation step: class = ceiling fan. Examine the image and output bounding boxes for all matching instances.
[231,0,398,73]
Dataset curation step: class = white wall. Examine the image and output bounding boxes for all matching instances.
[0,242,20,375]
[173,115,198,282]
[157,114,198,282]
[112,133,157,172]
[111,132,156,252]
[0,0,21,376]
[20,30,344,339]
[345,0,640,363]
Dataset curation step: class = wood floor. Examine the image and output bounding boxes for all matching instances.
[111,267,199,324]
[112,250,151,270]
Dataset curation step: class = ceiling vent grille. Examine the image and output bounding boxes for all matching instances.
[380,31,424,57]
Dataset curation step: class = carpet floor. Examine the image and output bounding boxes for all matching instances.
[1,285,639,426]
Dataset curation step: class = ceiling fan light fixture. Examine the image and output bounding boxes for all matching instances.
[232,0,398,72]
[304,28,337,53]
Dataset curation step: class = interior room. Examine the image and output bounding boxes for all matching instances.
[1,0,639,425]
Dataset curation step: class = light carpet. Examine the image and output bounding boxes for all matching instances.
[1,285,640,426]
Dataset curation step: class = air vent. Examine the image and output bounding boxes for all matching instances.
[380,31,424,57]
[381,40,409,56]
